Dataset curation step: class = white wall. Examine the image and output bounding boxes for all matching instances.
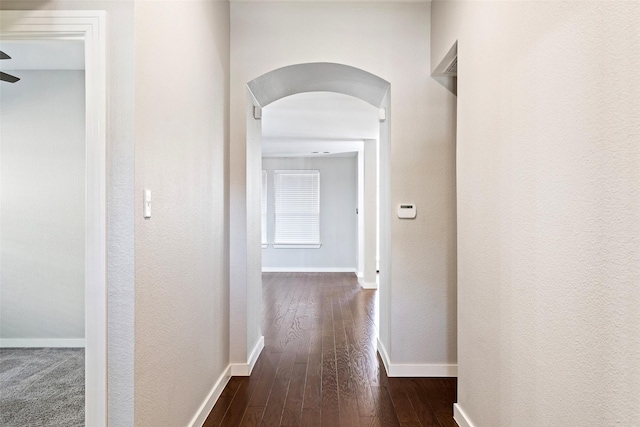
[1,2,136,423]
[231,2,457,372]
[1,2,232,424]
[262,156,358,271]
[134,1,230,425]
[361,140,377,288]
[432,1,640,426]
[0,70,85,344]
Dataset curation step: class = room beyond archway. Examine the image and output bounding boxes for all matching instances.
[260,91,378,284]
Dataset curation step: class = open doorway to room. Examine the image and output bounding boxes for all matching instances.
[231,63,392,379]
[257,91,383,371]
[0,37,87,427]
[0,11,107,426]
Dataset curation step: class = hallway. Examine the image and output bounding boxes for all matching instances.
[204,273,456,427]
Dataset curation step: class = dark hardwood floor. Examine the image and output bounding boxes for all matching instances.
[204,272,457,427]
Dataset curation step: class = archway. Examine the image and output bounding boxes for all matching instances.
[230,63,392,375]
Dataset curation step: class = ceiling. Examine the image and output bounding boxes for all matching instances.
[0,40,84,70]
[261,92,379,157]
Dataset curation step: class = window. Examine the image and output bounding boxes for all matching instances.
[261,170,268,248]
[274,170,321,248]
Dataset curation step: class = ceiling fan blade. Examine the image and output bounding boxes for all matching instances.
[0,71,20,83]
[0,51,11,60]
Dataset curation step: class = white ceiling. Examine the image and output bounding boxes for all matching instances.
[261,92,379,157]
[0,40,84,70]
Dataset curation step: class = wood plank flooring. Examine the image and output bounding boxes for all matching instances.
[204,272,457,427]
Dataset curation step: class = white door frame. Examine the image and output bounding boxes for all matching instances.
[0,10,107,426]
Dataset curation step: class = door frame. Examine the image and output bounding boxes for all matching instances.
[0,10,107,425]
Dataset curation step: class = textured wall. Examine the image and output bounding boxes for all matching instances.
[432,1,640,425]
[262,156,358,271]
[231,2,457,368]
[134,1,230,425]
[0,70,85,341]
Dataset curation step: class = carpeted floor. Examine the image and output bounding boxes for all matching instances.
[0,348,84,426]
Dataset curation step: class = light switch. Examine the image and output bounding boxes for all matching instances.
[397,204,416,219]
[144,189,151,219]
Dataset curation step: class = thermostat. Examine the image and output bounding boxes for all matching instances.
[397,204,416,219]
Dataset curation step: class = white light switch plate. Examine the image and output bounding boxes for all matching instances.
[397,204,416,219]
[144,189,151,218]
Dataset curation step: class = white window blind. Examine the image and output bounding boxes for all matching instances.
[261,170,268,246]
[274,170,321,248]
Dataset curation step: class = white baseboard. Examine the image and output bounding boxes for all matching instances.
[388,363,457,377]
[230,335,264,376]
[188,365,231,427]
[357,271,364,278]
[453,403,476,427]
[358,277,377,289]
[0,338,85,348]
[248,335,264,374]
[377,338,457,377]
[378,338,392,374]
[262,267,356,273]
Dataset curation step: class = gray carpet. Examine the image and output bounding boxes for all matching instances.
[0,348,84,426]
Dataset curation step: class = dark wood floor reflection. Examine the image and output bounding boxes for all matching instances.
[204,272,457,427]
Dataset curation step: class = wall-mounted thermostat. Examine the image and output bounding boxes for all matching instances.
[397,204,416,219]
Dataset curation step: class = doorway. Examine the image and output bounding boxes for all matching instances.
[0,11,107,426]
[0,38,86,425]
[230,63,392,374]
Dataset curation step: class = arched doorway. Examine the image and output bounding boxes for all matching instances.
[230,63,392,374]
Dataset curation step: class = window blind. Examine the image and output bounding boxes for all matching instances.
[261,170,268,246]
[274,170,320,247]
